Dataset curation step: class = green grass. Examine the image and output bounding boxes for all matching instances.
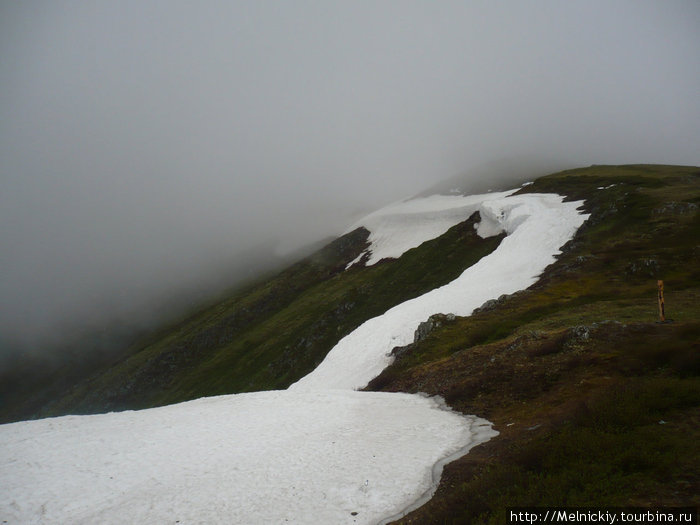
[433,374,700,524]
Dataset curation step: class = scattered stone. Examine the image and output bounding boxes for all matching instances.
[652,202,698,215]
[625,258,660,277]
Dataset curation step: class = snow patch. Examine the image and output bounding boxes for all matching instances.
[0,391,494,525]
[345,191,515,268]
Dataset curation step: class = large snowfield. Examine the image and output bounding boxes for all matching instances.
[1,189,587,524]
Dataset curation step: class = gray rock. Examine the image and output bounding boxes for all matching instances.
[413,313,452,343]
[414,318,437,343]
[570,325,590,341]
[474,299,498,314]
[472,292,521,314]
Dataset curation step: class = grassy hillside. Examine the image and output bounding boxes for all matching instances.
[33,210,503,418]
[363,164,700,522]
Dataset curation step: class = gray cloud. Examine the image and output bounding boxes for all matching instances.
[1,1,698,351]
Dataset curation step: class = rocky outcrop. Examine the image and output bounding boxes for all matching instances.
[472,292,522,315]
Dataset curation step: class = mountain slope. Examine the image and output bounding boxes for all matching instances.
[2,164,697,522]
[292,192,587,391]
[35,198,505,418]
[364,164,700,522]
[2,171,593,524]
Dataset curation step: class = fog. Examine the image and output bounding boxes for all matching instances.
[1,1,698,358]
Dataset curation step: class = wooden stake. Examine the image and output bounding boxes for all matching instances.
[657,280,665,322]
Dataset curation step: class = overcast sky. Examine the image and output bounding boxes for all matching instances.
[1,1,698,351]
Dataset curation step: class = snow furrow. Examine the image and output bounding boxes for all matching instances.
[291,192,588,391]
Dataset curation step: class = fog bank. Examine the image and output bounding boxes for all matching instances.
[1,1,698,355]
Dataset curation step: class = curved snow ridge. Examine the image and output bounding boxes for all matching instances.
[346,190,516,268]
[0,390,493,525]
[291,192,589,391]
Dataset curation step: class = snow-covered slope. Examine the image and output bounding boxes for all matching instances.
[291,192,588,390]
[0,188,587,525]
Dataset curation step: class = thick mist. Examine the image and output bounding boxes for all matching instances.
[1,1,698,360]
